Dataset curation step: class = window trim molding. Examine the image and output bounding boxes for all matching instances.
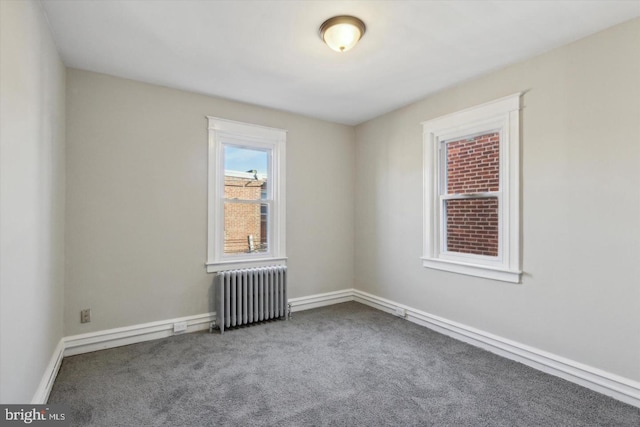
[206,116,286,273]
[421,93,522,283]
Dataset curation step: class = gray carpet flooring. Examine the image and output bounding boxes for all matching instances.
[49,302,640,426]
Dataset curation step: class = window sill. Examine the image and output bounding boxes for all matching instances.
[206,257,288,273]
[421,257,521,283]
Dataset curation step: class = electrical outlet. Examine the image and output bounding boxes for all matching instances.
[394,307,406,318]
[173,321,187,334]
[80,309,91,323]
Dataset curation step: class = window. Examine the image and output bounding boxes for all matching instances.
[422,94,522,283]
[207,117,286,272]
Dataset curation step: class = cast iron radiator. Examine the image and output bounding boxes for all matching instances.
[213,266,289,334]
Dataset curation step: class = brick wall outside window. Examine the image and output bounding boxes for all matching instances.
[223,176,266,254]
[445,132,499,256]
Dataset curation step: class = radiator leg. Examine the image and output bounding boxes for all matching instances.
[209,320,224,334]
[287,303,292,320]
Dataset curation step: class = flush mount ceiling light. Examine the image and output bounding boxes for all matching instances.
[319,15,366,52]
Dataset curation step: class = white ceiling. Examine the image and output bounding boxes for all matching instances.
[40,1,640,125]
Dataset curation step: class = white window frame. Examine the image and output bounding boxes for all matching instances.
[206,117,286,273]
[421,93,522,283]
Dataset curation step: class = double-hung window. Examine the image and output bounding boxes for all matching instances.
[206,117,286,272]
[422,94,522,283]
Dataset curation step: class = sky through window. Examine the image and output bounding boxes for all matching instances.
[224,146,268,175]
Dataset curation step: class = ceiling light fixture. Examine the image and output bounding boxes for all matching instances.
[319,15,366,53]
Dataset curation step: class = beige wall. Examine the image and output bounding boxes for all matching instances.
[0,0,66,402]
[65,69,355,335]
[354,18,640,381]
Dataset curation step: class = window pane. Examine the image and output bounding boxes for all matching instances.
[446,132,499,194]
[224,146,268,200]
[224,202,268,255]
[445,198,498,256]
[224,174,267,201]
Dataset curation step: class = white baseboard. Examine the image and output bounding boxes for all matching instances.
[288,289,354,312]
[33,288,639,408]
[31,339,65,404]
[34,290,347,402]
[352,289,640,408]
[63,312,215,357]
[60,289,350,361]
[60,289,352,360]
